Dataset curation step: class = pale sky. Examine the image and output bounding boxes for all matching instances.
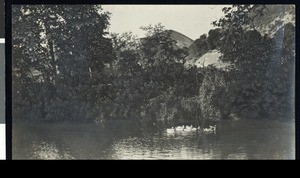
[102,5,228,40]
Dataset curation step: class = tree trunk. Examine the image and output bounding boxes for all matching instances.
[44,19,57,85]
[40,96,47,120]
[43,20,58,102]
[48,39,57,84]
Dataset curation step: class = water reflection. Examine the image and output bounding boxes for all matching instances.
[111,130,218,159]
[32,141,74,160]
[13,120,295,160]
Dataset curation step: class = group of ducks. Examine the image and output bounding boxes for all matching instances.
[166,125,217,135]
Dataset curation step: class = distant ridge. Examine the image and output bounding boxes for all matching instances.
[167,30,194,49]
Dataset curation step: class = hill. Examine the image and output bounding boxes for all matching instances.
[168,30,194,49]
[185,5,295,69]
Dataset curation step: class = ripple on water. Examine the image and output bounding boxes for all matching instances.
[32,141,75,160]
[13,120,295,160]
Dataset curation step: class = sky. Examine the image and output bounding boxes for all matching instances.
[102,5,228,40]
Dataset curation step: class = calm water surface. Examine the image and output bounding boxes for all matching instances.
[12,120,295,160]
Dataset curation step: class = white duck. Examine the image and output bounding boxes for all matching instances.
[191,126,200,131]
[175,125,185,131]
[184,125,193,131]
[166,127,175,134]
[209,125,216,130]
[203,125,217,134]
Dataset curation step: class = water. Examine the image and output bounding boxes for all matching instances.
[12,120,295,160]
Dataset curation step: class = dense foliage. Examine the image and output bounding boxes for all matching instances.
[13,5,113,121]
[206,5,295,121]
[12,5,294,126]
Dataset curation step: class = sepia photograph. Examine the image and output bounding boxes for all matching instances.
[12,4,295,159]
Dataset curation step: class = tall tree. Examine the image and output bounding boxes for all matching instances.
[211,5,295,120]
[12,5,114,120]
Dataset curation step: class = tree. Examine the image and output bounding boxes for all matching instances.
[139,24,188,67]
[210,5,295,120]
[207,28,222,50]
[12,5,114,121]
[111,32,141,77]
